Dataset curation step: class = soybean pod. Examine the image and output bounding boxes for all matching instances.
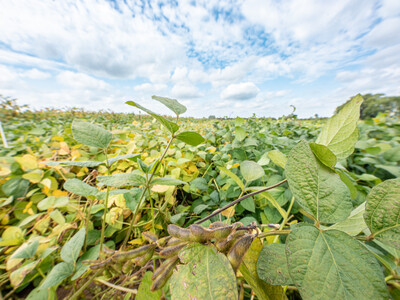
[112,244,155,262]
[168,224,191,240]
[227,234,255,272]
[150,257,179,291]
[159,242,187,258]
[151,256,179,281]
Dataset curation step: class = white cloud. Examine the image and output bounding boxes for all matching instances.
[134,83,168,93]
[20,68,51,80]
[220,82,260,100]
[56,71,109,90]
[171,83,203,99]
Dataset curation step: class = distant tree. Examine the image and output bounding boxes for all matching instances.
[335,94,400,119]
[208,115,216,119]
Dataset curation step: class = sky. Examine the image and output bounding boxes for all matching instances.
[0,0,399,118]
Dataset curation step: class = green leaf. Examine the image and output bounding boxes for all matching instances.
[175,131,205,146]
[60,228,86,264]
[152,95,187,116]
[267,150,287,169]
[218,166,245,191]
[286,140,352,223]
[375,164,400,177]
[190,177,209,191]
[126,100,179,133]
[71,244,101,280]
[39,262,74,290]
[108,154,140,165]
[10,240,39,259]
[170,243,238,300]
[97,173,146,187]
[286,224,388,300]
[235,126,246,142]
[72,120,112,149]
[316,94,363,159]
[151,177,187,186]
[309,143,337,168]
[241,197,255,213]
[97,189,130,200]
[336,170,357,199]
[364,178,400,249]
[46,160,103,167]
[64,179,98,197]
[124,189,143,212]
[240,160,265,183]
[26,287,56,300]
[257,243,292,286]
[240,238,287,300]
[37,196,69,211]
[328,202,367,236]
[2,177,29,198]
[136,271,161,300]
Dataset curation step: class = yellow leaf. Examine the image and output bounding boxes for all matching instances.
[128,238,143,245]
[208,147,217,153]
[6,258,23,271]
[58,142,70,155]
[52,190,68,197]
[114,194,127,208]
[221,205,236,218]
[15,155,38,170]
[0,167,11,176]
[155,224,163,230]
[52,136,64,142]
[22,201,33,213]
[71,150,81,160]
[151,185,170,193]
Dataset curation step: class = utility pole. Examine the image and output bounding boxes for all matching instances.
[0,121,9,148]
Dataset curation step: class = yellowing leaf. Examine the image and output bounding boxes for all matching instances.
[52,136,64,142]
[151,185,170,193]
[221,205,235,218]
[58,142,70,155]
[52,190,68,197]
[15,155,38,170]
[0,167,11,176]
[22,169,44,183]
[71,150,81,160]
[128,238,143,245]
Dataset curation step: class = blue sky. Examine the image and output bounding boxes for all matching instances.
[0,0,399,118]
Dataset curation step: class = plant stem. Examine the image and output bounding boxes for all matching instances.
[273,196,295,243]
[258,230,291,238]
[195,179,287,224]
[99,151,111,253]
[121,137,174,249]
[147,185,155,232]
[70,270,101,300]
[96,278,138,294]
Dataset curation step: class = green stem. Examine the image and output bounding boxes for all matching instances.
[121,137,174,249]
[83,199,94,252]
[147,185,155,232]
[258,230,291,238]
[99,151,111,253]
[273,196,295,243]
